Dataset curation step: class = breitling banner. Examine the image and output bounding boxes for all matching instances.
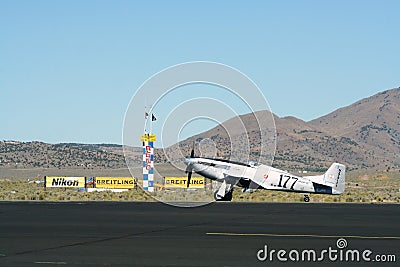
[95,177,135,189]
[164,177,204,189]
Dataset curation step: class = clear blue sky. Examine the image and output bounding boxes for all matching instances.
[1,0,399,144]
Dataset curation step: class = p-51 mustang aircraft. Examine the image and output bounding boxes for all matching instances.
[184,149,345,202]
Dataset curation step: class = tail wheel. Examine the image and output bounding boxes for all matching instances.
[304,195,310,202]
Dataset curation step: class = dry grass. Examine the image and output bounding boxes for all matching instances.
[0,178,153,202]
[0,169,399,203]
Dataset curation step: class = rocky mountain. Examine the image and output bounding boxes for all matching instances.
[309,88,400,168]
[158,87,400,171]
[0,141,126,169]
[2,88,399,172]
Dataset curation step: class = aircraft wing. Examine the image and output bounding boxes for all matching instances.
[222,174,261,189]
[222,174,243,184]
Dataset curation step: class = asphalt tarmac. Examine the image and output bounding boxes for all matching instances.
[0,202,399,266]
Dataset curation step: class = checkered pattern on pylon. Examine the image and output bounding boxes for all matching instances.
[143,141,154,192]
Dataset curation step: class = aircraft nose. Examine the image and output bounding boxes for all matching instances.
[184,158,192,165]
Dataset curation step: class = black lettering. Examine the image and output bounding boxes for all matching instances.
[51,178,79,187]
[290,178,298,190]
[51,178,58,186]
[278,175,299,190]
[336,169,341,187]
[283,175,291,188]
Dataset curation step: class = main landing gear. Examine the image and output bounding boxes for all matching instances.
[214,180,233,201]
[214,189,233,201]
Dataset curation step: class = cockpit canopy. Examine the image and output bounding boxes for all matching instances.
[248,161,261,167]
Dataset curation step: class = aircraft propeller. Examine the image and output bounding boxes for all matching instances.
[185,145,195,188]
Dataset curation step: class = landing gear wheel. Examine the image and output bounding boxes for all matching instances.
[304,195,310,202]
[214,190,233,201]
[214,191,223,201]
[224,190,233,201]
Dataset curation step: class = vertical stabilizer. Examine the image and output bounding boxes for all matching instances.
[323,163,345,194]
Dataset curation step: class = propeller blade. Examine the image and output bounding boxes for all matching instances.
[187,143,195,188]
[190,142,195,158]
[187,169,192,188]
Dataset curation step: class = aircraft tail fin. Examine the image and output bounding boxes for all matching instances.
[306,163,346,194]
[323,163,346,194]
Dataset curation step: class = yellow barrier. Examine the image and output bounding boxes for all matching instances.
[95,177,135,189]
[164,177,204,189]
[45,176,85,188]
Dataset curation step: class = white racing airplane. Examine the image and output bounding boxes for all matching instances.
[184,149,345,202]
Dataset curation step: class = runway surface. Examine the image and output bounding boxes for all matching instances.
[0,202,399,266]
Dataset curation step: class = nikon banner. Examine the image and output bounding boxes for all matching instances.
[95,177,135,189]
[164,177,205,189]
[45,176,86,188]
